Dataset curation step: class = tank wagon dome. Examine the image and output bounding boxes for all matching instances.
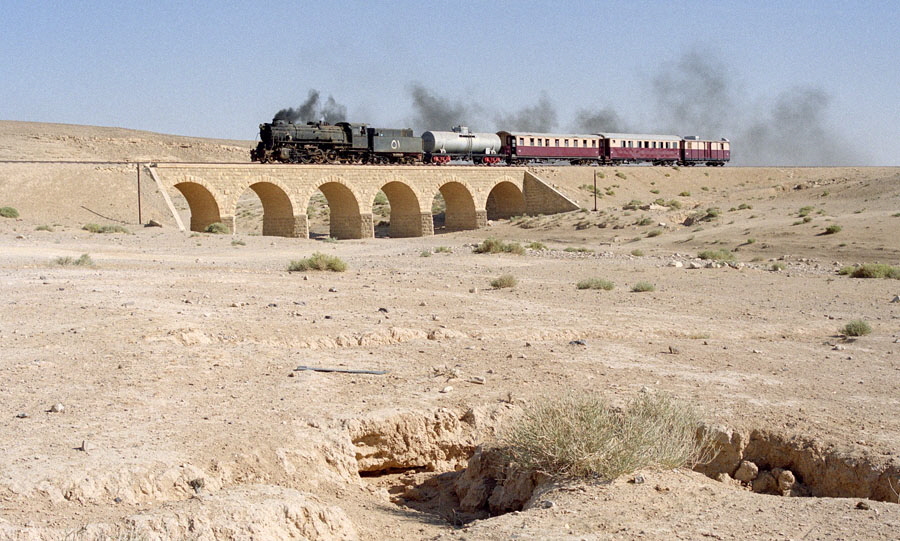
[422,126,502,155]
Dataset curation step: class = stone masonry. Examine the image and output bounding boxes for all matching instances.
[149,164,578,239]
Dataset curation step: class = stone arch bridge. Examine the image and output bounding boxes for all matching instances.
[147,164,579,239]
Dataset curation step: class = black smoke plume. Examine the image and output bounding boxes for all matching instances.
[274,89,347,124]
[649,49,858,165]
[572,107,628,133]
[494,94,558,132]
[408,84,479,131]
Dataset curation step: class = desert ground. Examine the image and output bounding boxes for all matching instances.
[1,120,899,540]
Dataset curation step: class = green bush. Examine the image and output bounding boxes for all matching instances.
[563,246,594,253]
[647,229,662,238]
[434,245,453,253]
[576,278,614,291]
[697,249,735,262]
[679,191,690,197]
[842,320,872,337]
[474,238,525,255]
[490,274,518,289]
[288,252,347,272]
[419,249,432,257]
[615,171,627,179]
[630,249,645,257]
[823,224,842,235]
[499,392,709,480]
[0,207,19,218]
[526,241,547,251]
[770,262,786,271]
[35,225,53,232]
[632,281,655,292]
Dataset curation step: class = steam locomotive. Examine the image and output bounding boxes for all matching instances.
[251,120,730,166]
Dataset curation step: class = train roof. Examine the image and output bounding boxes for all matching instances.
[595,133,682,141]
[497,131,600,139]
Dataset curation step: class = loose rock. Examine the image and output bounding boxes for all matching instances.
[734,460,759,483]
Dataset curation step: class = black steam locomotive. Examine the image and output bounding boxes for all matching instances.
[250,120,423,164]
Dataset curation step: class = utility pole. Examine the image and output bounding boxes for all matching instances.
[136,163,142,225]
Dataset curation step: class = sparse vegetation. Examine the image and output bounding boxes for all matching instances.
[203,222,229,234]
[839,263,900,279]
[54,253,93,267]
[630,249,644,257]
[490,273,518,289]
[798,206,815,217]
[577,278,615,291]
[823,224,842,235]
[83,223,130,234]
[679,191,690,197]
[636,216,653,226]
[434,245,453,253]
[650,189,660,194]
[615,171,627,180]
[287,252,347,272]
[841,320,872,337]
[474,238,525,255]
[231,238,245,246]
[770,262,786,271]
[631,281,655,292]
[419,249,432,257]
[526,241,547,251]
[623,200,643,211]
[580,184,603,196]
[35,224,53,232]
[499,392,709,480]
[1,206,20,218]
[738,203,752,210]
[647,229,662,238]
[563,246,594,253]
[698,249,735,262]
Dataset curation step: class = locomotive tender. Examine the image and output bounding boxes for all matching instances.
[252,119,730,167]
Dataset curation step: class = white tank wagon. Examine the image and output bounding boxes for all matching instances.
[422,126,503,164]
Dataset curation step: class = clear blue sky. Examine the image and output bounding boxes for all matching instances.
[2,1,897,165]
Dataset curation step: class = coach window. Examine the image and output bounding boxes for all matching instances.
[519,137,524,145]
[564,139,569,147]
[530,137,534,145]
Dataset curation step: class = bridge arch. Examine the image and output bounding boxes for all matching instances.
[436,179,478,232]
[173,177,223,232]
[305,175,367,239]
[486,179,526,220]
[379,180,426,238]
[238,177,299,237]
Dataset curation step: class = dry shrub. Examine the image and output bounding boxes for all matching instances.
[288,252,347,272]
[500,392,710,480]
[842,320,872,337]
[474,238,524,255]
[698,249,735,262]
[83,223,130,234]
[54,254,94,267]
[490,274,518,289]
[0,206,19,218]
[203,222,230,234]
[841,263,900,279]
[576,278,614,290]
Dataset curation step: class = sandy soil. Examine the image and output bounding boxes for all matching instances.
[1,121,899,540]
